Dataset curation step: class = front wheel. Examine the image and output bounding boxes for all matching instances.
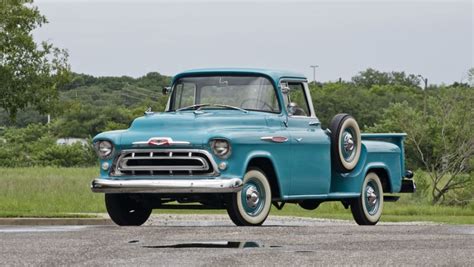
[226,168,272,226]
[105,194,152,226]
[350,172,384,225]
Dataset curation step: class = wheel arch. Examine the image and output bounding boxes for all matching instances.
[245,155,282,200]
[366,166,392,193]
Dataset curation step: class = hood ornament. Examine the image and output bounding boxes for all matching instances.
[144,107,154,116]
[133,137,190,146]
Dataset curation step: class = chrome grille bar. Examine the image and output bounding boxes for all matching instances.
[112,149,218,177]
[121,156,209,171]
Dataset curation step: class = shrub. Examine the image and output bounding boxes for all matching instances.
[0,124,96,167]
[36,142,96,167]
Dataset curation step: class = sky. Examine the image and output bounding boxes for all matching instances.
[34,0,473,84]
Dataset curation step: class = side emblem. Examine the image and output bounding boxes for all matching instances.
[260,136,288,143]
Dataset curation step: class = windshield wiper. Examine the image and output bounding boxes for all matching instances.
[176,103,248,113]
[175,104,209,112]
[205,104,248,113]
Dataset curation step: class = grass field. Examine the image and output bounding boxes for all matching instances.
[0,167,473,224]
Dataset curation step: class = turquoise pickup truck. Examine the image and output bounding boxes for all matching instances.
[91,68,415,226]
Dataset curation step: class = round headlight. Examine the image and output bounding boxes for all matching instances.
[96,140,113,159]
[211,139,231,159]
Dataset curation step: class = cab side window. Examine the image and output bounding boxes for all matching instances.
[282,82,310,116]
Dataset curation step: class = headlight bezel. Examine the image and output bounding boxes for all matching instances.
[94,140,114,159]
[210,138,231,159]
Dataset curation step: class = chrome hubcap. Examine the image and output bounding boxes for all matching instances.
[366,186,377,206]
[343,133,355,152]
[245,185,260,208]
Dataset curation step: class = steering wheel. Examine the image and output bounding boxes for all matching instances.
[288,102,307,116]
[240,98,274,112]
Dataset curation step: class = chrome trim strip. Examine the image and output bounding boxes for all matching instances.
[91,178,243,193]
[112,149,219,177]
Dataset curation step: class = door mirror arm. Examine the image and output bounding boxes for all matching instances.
[162,86,171,95]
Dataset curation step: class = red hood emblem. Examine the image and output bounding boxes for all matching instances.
[133,137,190,146]
[148,139,171,146]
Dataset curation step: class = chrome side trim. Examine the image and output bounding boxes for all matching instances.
[260,136,288,143]
[91,178,243,193]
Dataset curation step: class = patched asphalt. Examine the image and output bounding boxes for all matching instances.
[0,215,472,266]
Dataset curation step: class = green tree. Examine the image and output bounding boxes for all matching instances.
[0,0,69,119]
[0,123,96,167]
[310,81,422,130]
[352,68,420,88]
[369,88,473,205]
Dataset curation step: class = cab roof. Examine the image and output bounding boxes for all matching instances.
[172,68,307,84]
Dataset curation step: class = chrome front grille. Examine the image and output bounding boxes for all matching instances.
[112,149,218,177]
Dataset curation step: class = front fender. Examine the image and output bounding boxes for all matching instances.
[92,130,126,147]
[236,150,290,198]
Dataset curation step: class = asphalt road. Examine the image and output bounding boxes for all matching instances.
[1,215,473,266]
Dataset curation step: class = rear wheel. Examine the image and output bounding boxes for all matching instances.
[350,172,384,225]
[105,194,152,226]
[226,168,272,226]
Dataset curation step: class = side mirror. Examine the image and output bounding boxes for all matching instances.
[280,82,290,94]
[162,86,171,95]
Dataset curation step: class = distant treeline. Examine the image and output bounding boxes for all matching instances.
[0,68,470,132]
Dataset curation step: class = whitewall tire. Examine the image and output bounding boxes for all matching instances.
[350,172,384,225]
[226,168,272,226]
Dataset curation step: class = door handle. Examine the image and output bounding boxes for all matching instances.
[308,121,320,126]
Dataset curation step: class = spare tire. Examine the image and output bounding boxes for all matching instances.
[329,114,361,172]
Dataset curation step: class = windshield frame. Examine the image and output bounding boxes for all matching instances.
[166,75,282,114]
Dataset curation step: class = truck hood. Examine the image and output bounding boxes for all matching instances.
[117,111,270,148]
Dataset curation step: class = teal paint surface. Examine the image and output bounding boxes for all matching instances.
[93,68,408,201]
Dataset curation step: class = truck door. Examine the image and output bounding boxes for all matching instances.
[281,80,331,196]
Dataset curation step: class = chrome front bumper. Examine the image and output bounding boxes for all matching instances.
[91,178,243,193]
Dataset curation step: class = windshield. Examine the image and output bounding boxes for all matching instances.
[168,76,280,113]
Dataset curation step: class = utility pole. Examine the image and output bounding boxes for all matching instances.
[46,96,51,124]
[418,74,428,115]
[310,65,319,84]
